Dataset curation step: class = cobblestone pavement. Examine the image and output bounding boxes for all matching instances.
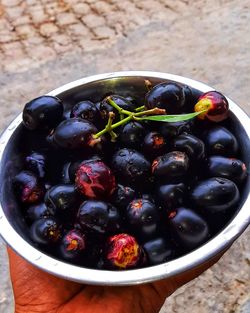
[0,0,250,312]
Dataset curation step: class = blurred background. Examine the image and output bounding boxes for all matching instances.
[0,0,249,312]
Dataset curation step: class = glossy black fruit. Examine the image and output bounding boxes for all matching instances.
[203,126,239,157]
[70,100,99,123]
[77,200,121,235]
[44,184,80,217]
[75,159,116,199]
[23,95,63,130]
[143,237,173,265]
[61,161,82,184]
[59,229,86,261]
[191,177,240,213]
[142,131,167,159]
[119,122,146,148]
[145,82,186,114]
[30,218,61,245]
[152,151,189,181]
[25,152,47,179]
[13,170,44,204]
[172,134,205,160]
[111,148,151,185]
[126,199,160,239]
[105,233,142,269]
[206,156,247,183]
[156,183,186,209]
[167,207,209,250]
[51,118,98,149]
[111,184,136,210]
[26,203,52,222]
[159,120,193,138]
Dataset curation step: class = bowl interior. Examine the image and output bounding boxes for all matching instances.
[0,73,249,284]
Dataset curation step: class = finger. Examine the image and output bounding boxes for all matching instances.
[7,247,83,312]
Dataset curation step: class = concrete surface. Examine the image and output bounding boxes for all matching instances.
[0,0,249,312]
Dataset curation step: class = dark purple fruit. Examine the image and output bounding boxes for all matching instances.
[167,207,209,250]
[59,229,86,261]
[111,184,136,210]
[191,177,240,213]
[203,126,239,157]
[13,170,44,204]
[152,151,189,181]
[111,148,151,185]
[51,118,98,149]
[26,203,52,222]
[23,95,63,130]
[70,100,99,123]
[157,183,186,209]
[159,120,193,138]
[75,159,116,199]
[44,184,80,217]
[61,161,82,184]
[172,134,205,160]
[105,233,142,269]
[206,156,247,183]
[142,131,167,159]
[145,82,186,114]
[25,152,47,179]
[126,199,160,239]
[30,218,61,245]
[119,122,146,149]
[195,91,229,122]
[143,237,173,265]
[77,200,121,235]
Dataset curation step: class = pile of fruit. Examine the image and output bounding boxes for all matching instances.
[12,81,247,270]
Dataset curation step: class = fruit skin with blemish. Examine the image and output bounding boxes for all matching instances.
[75,159,116,199]
[126,199,160,240]
[142,131,167,159]
[30,218,61,245]
[194,91,229,122]
[59,229,86,261]
[105,233,142,269]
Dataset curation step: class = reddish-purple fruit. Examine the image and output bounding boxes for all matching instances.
[168,207,209,250]
[152,151,189,181]
[59,229,86,260]
[77,200,121,235]
[126,199,160,239]
[75,159,116,199]
[105,233,142,269]
[30,218,61,245]
[51,118,98,149]
[25,152,47,179]
[13,171,44,204]
[194,91,229,122]
[142,131,167,159]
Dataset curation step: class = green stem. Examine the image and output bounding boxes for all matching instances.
[135,105,145,112]
[107,97,132,116]
[134,108,166,117]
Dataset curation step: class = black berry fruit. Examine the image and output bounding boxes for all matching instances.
[159,120,193,138]
[77,200,121,235]
[70,100,100,123]
[203,126,239,157]
[30,218,61,245]
[23,95,63,130]
[167,207,209,250]
[25,152,47,179]
[75,159,116,199]
[119,122,146,148]
[191,177,240,213]
[126,199,160,239]
[111,184,136,210]
[26,202,52,222]
[172,134,205,160]
[145,82,186,114]
[13,171,44,204]
[142,131,167,159]
[156,183,186,209]
[143,237,173,265]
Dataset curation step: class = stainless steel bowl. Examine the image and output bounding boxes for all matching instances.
[0,71,249,285]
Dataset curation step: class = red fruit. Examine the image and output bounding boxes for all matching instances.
[194,91,229,122]
[75,160,116,199]
[106,233,142,269]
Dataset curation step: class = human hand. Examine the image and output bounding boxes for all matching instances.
[7,247,220,313]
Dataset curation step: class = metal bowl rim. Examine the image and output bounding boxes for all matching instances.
[0,71,249,285]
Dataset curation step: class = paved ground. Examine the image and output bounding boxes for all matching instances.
[0,0,249,312]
